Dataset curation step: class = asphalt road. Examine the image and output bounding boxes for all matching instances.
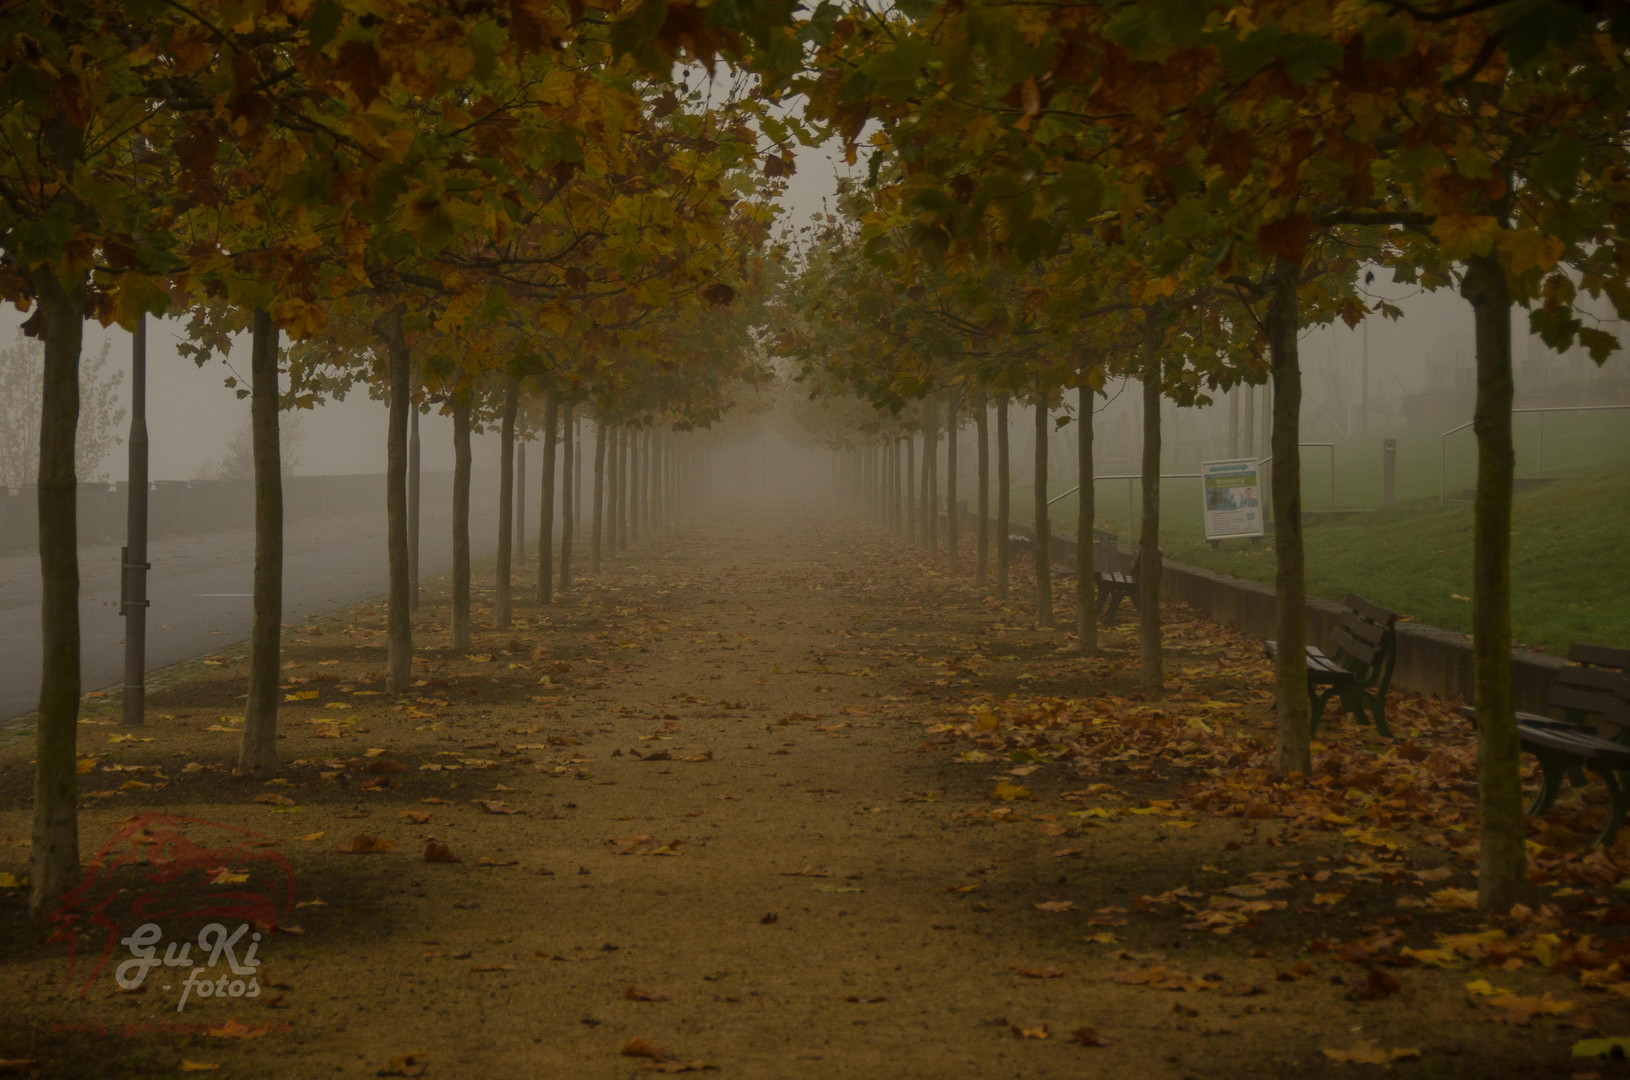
[0,504,501,723]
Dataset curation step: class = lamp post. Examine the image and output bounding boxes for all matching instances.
[120,316,149,727]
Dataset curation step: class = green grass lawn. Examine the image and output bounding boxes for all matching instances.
[1157,468,1630,654]
[985,411,1630,654]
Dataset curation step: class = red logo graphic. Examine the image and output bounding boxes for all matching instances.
[47,812,297,999]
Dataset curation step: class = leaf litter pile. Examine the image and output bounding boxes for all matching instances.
[2,506,1630,1078]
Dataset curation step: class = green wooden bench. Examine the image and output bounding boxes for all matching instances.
[1461,645,1630,846]
[1265,594,1400,737]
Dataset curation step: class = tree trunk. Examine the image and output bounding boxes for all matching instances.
[1465,250,1524,914]
[976,398,989,587]
[996,395,1010,601]
[629,426,642,544]
[923,397,938,550]
[1138,323,1165,692]
[614,424,628,553]
[495,377,519,629]
[516,434,527,564]
[1077,380,1097,656]
[450,382,473,654]
[383,306,411,694]
[122,315,149,727]
[905,435,916,545]
[408,404,421,613]
[29,270,84,915]
[1033,397,1052,626]
[559,403,574,595]
[1267,257,1310,774]
[592,415,606,572]
[242,308,283,770]
[946,390,960,573]
[537,391,558,604]
[642,424,652,535]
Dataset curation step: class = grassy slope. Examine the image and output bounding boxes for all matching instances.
[1158,468,1630,654]
[989,413,1629,653]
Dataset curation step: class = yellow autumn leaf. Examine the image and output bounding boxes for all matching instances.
[284,690,319,702]
[1432,214,1500,260]
[990,781,1033,802]
[1496,227,1565,279]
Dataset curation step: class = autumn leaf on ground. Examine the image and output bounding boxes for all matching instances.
[1034,901,1076,913]
[626,987,671,1001]
[423,841,459,863]
[622,1039,667,1059]
[377,1051,428,1077]
[1010,1024,1050,1039]
[1013,966,1067,979]
[1489,992,1574,1026]
[207,867,249,885]
[206,1020,268,1039]
[472,800,518,815]
[400,811,431,824]
[178,1063,219,1073]
[1352,967,1401,999]
[779,866,828,877]
[338,835,394,854]
[991,781,1033,801]
[284,690,318,702]
[1322,1041,1420,1064]
[844,994,888,1003]
[471,964,515,972]
[1070,1028,1109,1047]
[295,832,326,842]
[252,793,295,806]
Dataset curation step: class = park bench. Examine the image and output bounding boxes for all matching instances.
[1265,594,1400,737]
[1095,545,1161,624]
[1460,645,1630,846]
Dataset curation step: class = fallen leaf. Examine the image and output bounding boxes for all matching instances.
[1034,901,1077,913]
[626,987,671,1002]
[1010,1024,1050,1039]
[991,781,1033,802]
[1322,1041,1420,1064]
[400,811,432,825]
[1013,966,1067,979]
[377,1051,428,1077]
[621,1038,667,1059]
[423,841,459,863]
[179,1063,220,1073]
[338,835,394,854]
[1070,1028,1109,1047]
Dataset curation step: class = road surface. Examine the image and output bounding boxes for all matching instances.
[0,505,501,723]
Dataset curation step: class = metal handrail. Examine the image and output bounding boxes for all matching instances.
[1043,442,1334,539]
[1439,404,1630,505]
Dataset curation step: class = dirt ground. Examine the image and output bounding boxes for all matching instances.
[2,499,1628,1079]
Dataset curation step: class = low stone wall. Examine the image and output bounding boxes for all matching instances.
[951,507,1564,713]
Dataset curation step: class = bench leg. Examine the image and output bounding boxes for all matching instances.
[1309,682,1335,738]
[1596,770,1630,847]
[1367,691,1394,739]
[1527,748,1571,817]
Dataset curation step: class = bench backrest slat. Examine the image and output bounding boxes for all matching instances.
[1569,644,1630,671]
[1338,613,1390,648]
[1557,666,1630,700]
[1343,594,1400,629]
[1329,625,1382,669]
[1550,685,1630,723]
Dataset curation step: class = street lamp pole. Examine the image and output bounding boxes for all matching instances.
[120,315,150,726]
